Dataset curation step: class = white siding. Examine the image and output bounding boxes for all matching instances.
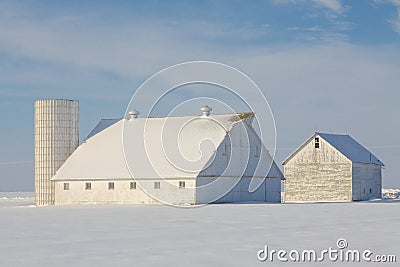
[196,119,282,204]
[55,179,196,205]
[265,178,282,202]
[200,118,281,179]
[352,163,382,201]
[284,135,353,202]
[195,177,281,204]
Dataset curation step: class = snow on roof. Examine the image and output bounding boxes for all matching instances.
[317,133,384,166]
[282,132,384,166]
[52,113,260,180]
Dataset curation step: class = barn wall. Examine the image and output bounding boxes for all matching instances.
[199,120,249,178]
[196,120,282,204]
[195,177,281,204]
[352,163,382,201]
[284,136,352,202]
[54,179,196,205]
[265,178,282,202]
[200,119,279,178]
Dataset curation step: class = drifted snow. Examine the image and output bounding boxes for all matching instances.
[0,194,399,266]
[382,188,400,199]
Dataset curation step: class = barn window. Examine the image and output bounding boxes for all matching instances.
[85,182,91,190]
[315,137,320,148]
[154,181,161,189]
[179,181,186,189]
[63,183,69,190]
[108,182,115,190]
[222,143,227,156]
[130,181,137,189]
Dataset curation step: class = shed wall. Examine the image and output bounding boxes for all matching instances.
[284,136,352,202]
[352,163,382,201]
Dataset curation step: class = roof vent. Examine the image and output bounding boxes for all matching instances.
[201,105,212,117]
[128,109,140,120]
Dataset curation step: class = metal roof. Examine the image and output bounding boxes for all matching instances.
[282,132,384,166]
[52,113,281,181]
[85,119,120,141]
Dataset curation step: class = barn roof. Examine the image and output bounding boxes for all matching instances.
[52,112,281,181]
[85,118,120,141]
[282,132,384,166]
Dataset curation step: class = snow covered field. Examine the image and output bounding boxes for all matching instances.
[0,192,34,207]
[382,189,400,199]
[0,193,399,266]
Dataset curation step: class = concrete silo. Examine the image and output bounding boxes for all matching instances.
[34,99,79,205]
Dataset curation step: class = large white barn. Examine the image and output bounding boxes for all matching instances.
[51,107,283,205]
[283,132,384,202]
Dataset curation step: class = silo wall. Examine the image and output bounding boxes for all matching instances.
[34,99,79,205]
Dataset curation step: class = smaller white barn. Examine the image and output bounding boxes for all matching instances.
[52,107,283,205]
[283,133,384,202]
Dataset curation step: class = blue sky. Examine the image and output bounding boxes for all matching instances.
[1,0,400,190]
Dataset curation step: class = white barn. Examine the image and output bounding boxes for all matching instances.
[283,133,384,202]
[52,107,283,205]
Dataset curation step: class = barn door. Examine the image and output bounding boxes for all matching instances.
[360,179,367,200]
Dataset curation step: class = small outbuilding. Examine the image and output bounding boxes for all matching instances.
[282,132,384,202]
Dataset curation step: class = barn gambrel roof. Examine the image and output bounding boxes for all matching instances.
[282,132,384,166]
[52,113,283,181]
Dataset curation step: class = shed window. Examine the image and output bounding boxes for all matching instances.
[85,182,91,190]
[130,181,137,189]
[108,182,115,190]
[154,181,161,189]
[179,181,186,189]
[63,183,69,190]
[315,137,320,149]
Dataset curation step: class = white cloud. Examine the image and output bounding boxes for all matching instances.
[374,0,400,4]
[374,0,400,34]
[311,0,345,14]
[0,2,277,103]
[391,7,400,33]
[0,1,400,188]
[0,5,271,84]
[272,0,347,15]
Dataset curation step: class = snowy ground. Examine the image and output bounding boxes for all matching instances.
[382,189,400,199]
[0,193,399,266]
[0,192,34,207]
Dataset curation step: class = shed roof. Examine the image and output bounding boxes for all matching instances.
[53,112,278,181]
[282,132,384,166]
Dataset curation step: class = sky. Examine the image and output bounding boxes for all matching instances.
[0,0,399,191]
